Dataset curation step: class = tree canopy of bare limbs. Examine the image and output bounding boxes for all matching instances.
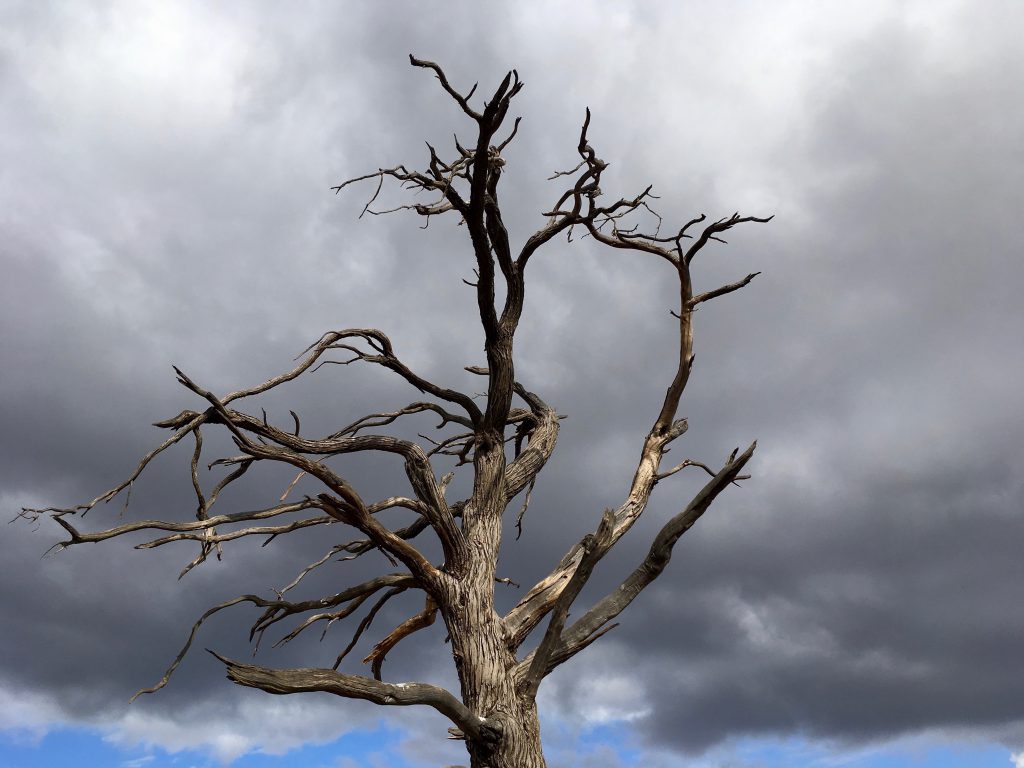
[22,56,771,768]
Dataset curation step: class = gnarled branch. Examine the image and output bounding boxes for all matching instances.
[520,510,615,697]
[211,652,500,747]
[523,442,756,679]
[363,594,438,680]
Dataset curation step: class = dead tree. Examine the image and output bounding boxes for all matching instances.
[23,56,770,768]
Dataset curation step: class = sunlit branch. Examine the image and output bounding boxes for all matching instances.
[530,443,756,678]
[211,651,501,747]
[362,594,438,680]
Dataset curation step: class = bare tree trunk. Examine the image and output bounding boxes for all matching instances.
[451,619,546,768]
[450,603,547,767]
[447,439,548,767]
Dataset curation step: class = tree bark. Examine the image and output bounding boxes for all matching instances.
[449,585,547,767]
[447,437,548,768]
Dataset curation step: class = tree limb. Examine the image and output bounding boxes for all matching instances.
[49,499,320,547]
[520,510,614,697]
[362,594,438,680]
[533,442,756,677]
[211,651,500,747]
[686,272,761,310]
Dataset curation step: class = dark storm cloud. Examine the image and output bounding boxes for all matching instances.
[536,2,1024,755]
[2,0,1022,763]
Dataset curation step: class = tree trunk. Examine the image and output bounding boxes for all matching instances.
[448,579,547,768]
[467,700,546,768]
[448,438,547,768]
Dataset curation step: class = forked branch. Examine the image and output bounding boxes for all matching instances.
[527,442,757,678]
[520,510,615,697]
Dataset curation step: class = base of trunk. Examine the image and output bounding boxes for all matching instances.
[466,700,546,768]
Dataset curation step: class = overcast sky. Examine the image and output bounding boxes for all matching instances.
[2,2,1023,767]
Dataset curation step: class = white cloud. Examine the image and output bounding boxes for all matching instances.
[17,2,247,139]
[539,646,652,728]
[102,695,379,764]
[1010,750,1024,768]
[0,680,65,745]
[0,674,382,766]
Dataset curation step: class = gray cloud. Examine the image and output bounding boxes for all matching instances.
[2,0,1023,763]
